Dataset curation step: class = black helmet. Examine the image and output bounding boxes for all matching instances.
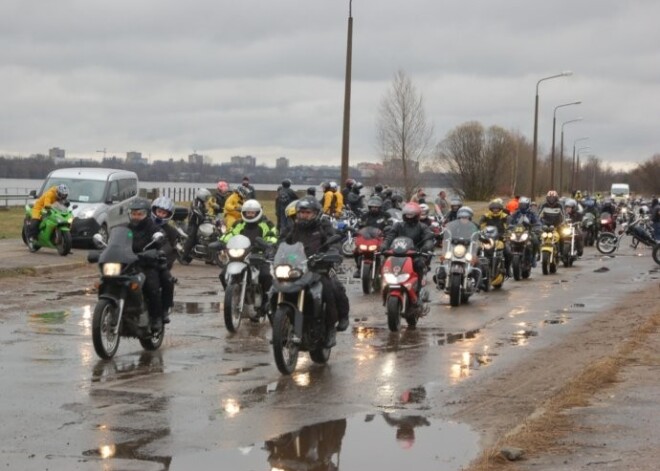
[128,197,151,226]
[306,186,317,196]
[129,197,152,212]
[281,179,292,188]
[295,196,321,228]
[367,196,383,208]
[374,184,383,193]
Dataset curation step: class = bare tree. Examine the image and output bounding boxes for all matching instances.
[436,121,516,200]
[377,69,433,199]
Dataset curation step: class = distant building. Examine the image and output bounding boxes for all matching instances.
[230,155,256,167]
[276,157,289,169]
[49,147,65,160]
[126,151,148,165]
[188,153,205,165]
[357,162,382,178]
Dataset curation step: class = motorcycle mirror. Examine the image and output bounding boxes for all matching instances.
[92,233,107,248]
[151,232,164,242]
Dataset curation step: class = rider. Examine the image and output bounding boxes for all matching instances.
[445,198,463,223]
[280,197,350,347]
[538,190,565,228]
[322,181,344,218]
[149,196,177,324]
[435,206,482,289]
[208,180,230,220]
[419,203,434,227]
[128,198,173,331]
[220,199,278,313]
[479,199,512,277]
[27,183,70,248]
[180,188,212,263]
[381,202,435,294]
[223,185,251,230]
[346,181,365,214]
[352,196,389,278]
[275,179,299,233]
[509,196,541,266]
[563,198,584,257]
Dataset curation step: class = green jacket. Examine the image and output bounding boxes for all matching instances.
[220,218,278,245]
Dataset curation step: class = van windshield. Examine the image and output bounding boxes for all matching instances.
[43,178,107,203]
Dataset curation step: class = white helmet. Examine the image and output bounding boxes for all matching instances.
[195,188,211,203]
[419,203,429,217]
[241,199,262,223]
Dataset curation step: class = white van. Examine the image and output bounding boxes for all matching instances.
[34,168,139,244]
[610,183,630,204]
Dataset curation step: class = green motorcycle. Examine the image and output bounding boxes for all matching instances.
[22,202,74,255]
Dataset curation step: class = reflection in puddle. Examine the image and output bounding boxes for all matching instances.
[169,413,478,471]
[82,426,172,468]
[450,350,494,382]
[28,310,70,324]
[91,351,165,383]
[172,301,220,314]
[430,328,480,346]
[509,329,538,346]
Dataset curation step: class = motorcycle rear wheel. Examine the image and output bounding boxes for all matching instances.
[449,273,462,306]
[139,325,165,351]
[596,232,618,255]
[92,299,121,359]
[55,229,72,256]
[224,284,243,333]
[386,296,401,331]
[272,305,299,375]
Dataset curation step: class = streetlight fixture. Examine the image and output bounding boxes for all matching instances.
[559,117,583,194]
[571,137,589,192]
[575,146,592,192]
[551,101,581,188]
[531,70,573,200]
[340,0,353,186]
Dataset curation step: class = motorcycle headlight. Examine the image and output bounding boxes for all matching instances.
[368,244,378,251]
[482,241,493,250]
[600,219,609,224]
[520,233,529,241]
[228,248,246,259]
[542,232,549,238]
[509,233,517,241]
[102,263,122,276]
[274,265,302,280]
[383,273,410,285]
[561,227,572,236]
[465,253,473,262]
[67,217,73,224]
[359,244,368,251]
[453,245,467,258]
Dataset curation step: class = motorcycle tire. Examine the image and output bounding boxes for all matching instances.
[512,254,522,281]
[224,284,243,333]
[361,268,372,295]
[562,246,571,268]
[272,305,299,375]
[449,273,462,307]
[92,299,121,359]
[139,325,165,351]
[386,296,401,332]
[22,224,41,252]
[541,252,550,275]
[309,345,331,364]
[341,239,355,258]
[550,257,557,274]
[653,244,660,266]
[55,229,72,256]
[596,232,618,255]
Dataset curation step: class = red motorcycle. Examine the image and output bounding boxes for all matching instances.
[354,226,384,295]
[381,236,430,332]
[600,212,616,233]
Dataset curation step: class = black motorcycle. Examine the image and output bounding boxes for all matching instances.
[269,238,342,375]
[176,206,223,265]
[88,227,168,359]
[508,221,534,281]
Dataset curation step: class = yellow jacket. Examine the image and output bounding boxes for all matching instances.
[322,190,343,217]
[31,186,59,219]
[223,192,244,229]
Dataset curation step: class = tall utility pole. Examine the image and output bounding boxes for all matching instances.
[340,0,353,186]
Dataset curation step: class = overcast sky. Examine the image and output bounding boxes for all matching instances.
[1,0,658,170]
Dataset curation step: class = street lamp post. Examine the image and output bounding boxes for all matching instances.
[575,146,591,193]
[340,0,353,186]
[551,101,581,188]
[571,137,589,193]
[531,71,572,200]
[559,117,583,195]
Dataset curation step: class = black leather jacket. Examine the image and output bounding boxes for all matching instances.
[281,218,340,258]
[382,220,435,252]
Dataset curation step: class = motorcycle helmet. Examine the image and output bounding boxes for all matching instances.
[353,181,364,191]
[483,225,499,239]
[285,200,298,219]
[295,196,322,227]
[329,181,338,191]
[639,205,649,216]
[56,184,69,201]
[345,178,355,188]
[216,180,229,193]
[402,202,421,224]
[382,188,393,199]
[450,198,462,211]
[128,197,152,225]
[236,186,250,199]
[419,203,430,218]
[281,179,292,188]
[456,206,474,220]
[367,196,383,214]
[151,196,174,226]
[518,196,531,212]
[241,199,262,223]
[306,186,317,197]
[391,193,403,204]
[564,198,577,209]
[374,183,383,193]
[583,198,595,208]
[546,190,559,205]
[195,188,211,203]
[488,199,504,213]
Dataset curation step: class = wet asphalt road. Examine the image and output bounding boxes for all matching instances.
[0,238,658,470]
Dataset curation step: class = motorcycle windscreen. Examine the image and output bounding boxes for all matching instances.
[273,242,307,270]
[99,226,139,265]
[357,226,383,241]
[444,220,480,241]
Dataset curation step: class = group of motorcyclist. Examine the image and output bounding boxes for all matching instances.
[30,177,657,345]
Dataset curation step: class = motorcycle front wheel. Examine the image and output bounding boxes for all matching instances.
[596,232,618,255]
[652,244,660,266]
[139,325,165,351]
[512,254,522,281]
[386,296,401,331]
[361,266,372,295]
[541,251,550,275]
[272,305,299,375]
[449,273,462,306]
[55,229,72,256]
[341,239,355,257]
[224,283,243,333]
[92,299,121,359]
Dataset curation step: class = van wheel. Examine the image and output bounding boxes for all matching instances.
[98,224,109,244]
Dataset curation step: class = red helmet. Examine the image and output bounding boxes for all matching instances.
[402,202,421,223]
[217,180,228,192]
